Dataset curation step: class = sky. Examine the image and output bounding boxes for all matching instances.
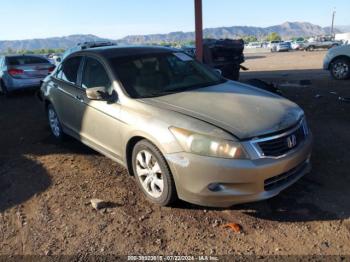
[0,0,349,40]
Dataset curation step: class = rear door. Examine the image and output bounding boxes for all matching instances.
[6,56,54,79]
[51,56,85,135]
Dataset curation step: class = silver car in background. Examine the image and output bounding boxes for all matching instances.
[271,42,291,52]
[323,44,350,80]
[0,55,55,96]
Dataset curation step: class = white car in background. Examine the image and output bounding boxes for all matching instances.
[323,44,350,80]
[271,42,291,52]
[246,42,262,48]
[49,54,63,65]
[267,41,282,49]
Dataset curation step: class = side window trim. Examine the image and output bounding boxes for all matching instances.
[81,56,112,90]
[53,56,84,89]
[76,56,85,89]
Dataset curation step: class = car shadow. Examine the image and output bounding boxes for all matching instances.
[0,155,51,213]
[0,92,98,213]
[244,55,266,60]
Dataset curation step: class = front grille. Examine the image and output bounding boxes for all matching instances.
[264,161,308,191]
[258,124,306,157]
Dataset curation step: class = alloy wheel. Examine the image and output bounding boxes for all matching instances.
[135,150,164,198]
[332,61,349,80]
[48,108,61,138]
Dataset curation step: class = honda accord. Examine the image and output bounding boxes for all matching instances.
[40,46,312,207]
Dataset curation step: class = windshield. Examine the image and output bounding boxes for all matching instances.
[109,52,226,98]
[7,56,50,66]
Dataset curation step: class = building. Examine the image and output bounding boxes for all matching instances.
[335,33,350,44]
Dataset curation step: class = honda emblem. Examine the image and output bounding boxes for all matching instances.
[287,135,297,149]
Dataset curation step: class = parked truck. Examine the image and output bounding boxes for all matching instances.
[304,36,341,51]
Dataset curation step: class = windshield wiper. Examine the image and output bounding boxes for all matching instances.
[162,79,227,94]
[138,79,227,98]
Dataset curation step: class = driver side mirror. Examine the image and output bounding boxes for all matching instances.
[86,86,108,100]
[86,86,118,103]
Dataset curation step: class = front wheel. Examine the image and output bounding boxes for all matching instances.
[47,104,65,141]
[132,140,177,206]
[330,58,350,80]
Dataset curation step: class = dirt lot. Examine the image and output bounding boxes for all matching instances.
[1,51,350,258]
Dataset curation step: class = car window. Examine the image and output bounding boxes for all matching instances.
[6,56,49,66]
[109,52,224,98]
[82,57,111,89]
[56,56,82,85]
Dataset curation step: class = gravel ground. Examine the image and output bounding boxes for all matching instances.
[0,51,350,259]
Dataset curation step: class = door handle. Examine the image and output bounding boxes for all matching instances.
[75,95,84,102]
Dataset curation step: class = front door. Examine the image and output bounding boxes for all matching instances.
[79,56,123,160]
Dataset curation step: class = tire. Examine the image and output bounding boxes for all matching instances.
[330,58,350,80]
[47,104,65,141]
[307,46,315,52]
[0,80,10,97]
[132,139,177,206]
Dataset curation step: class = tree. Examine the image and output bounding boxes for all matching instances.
[266,32,282,42]
[242,35,258,43]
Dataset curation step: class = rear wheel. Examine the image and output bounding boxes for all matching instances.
[132,140,177,206]
[47,104,65,141]
[307,46,315,51]
[0,80,10,97]
[330,58,350,80]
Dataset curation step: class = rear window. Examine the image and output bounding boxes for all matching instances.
[7,56,50,66]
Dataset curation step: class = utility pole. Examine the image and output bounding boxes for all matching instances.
[331,9,336,37]
[194,0,203,62]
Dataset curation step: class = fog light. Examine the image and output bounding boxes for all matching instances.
[208,183,224,192]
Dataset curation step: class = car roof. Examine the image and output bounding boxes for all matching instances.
[75,45,179,59]
[4,54,47,58]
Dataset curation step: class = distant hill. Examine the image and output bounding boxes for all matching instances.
[120,22,344,44]
[0,22,347,52]
[0,34,110,53]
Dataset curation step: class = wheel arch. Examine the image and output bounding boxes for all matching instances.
[123,130,178,176]
[125,136,146,176]
[329,55,350,69]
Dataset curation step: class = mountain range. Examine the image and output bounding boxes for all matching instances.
[0,22,348,52]
[121,22,344,44]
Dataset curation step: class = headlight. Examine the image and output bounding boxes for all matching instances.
[169,127,248,159]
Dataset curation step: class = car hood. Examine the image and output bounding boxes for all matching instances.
[328,44,350,56]
[142,81,304,140]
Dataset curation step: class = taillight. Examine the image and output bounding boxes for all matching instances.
[8,68,24,76]
[48,66,55,73]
